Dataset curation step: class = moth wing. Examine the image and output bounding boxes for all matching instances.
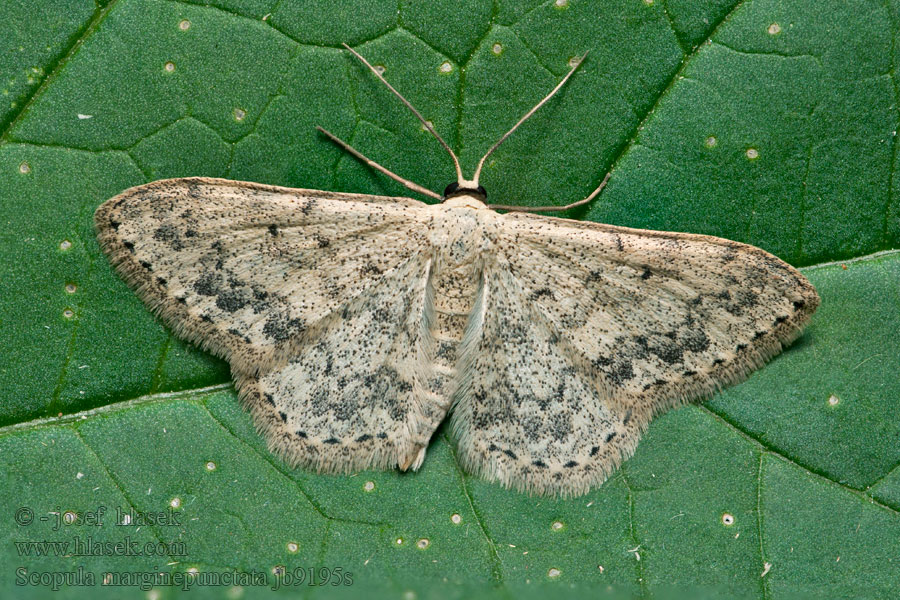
[95,177,431,373]
[451,211,819,497]
[236,248,443,473]
[96,177,444,471]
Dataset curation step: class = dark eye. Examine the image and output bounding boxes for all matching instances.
[443,182,460,198]
[475,185,487,200]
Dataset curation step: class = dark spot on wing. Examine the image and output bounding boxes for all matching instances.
[590,446,600,457]
[724,289,759,316]
[610,360,634,383]
[640,267,652,280]
[532,460,548,468]
[278,411,287,423]
[436,341,456,361]
[594,354,635,385]
[216,289,249,313]
[529,288,555,301]
[210,240,226,269]
[314,234,330,248]
[682,329,710,353]
[295,430,307,438]
[194,272,219,296]
[123,240,135,253]
[262,314,305,341]
[153,225,184,250]
[263,393,276,406]
[503,449,518,460]
[324,437,340,445]
[268,225,278,236]
[549,412,572,442]
[653,337,684,364]
[564,460,578,468]
[355,434,372,443]
[605,432,616,443]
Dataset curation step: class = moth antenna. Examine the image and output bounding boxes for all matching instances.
[316,126,442,200]
[489,171,610,213]
[343,43,465,185]
[472,51,589,186]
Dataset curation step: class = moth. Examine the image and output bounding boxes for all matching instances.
[95,46,819,497]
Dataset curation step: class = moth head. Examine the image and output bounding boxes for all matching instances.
[443,181,487,203]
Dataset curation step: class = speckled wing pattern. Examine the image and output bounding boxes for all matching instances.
[95,177,444,472]
[95,178,819,497]
[451,211,819,496]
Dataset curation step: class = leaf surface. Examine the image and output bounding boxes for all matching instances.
[2,0,898,597]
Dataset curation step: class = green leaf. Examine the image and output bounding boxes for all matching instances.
[2,0,898,597]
